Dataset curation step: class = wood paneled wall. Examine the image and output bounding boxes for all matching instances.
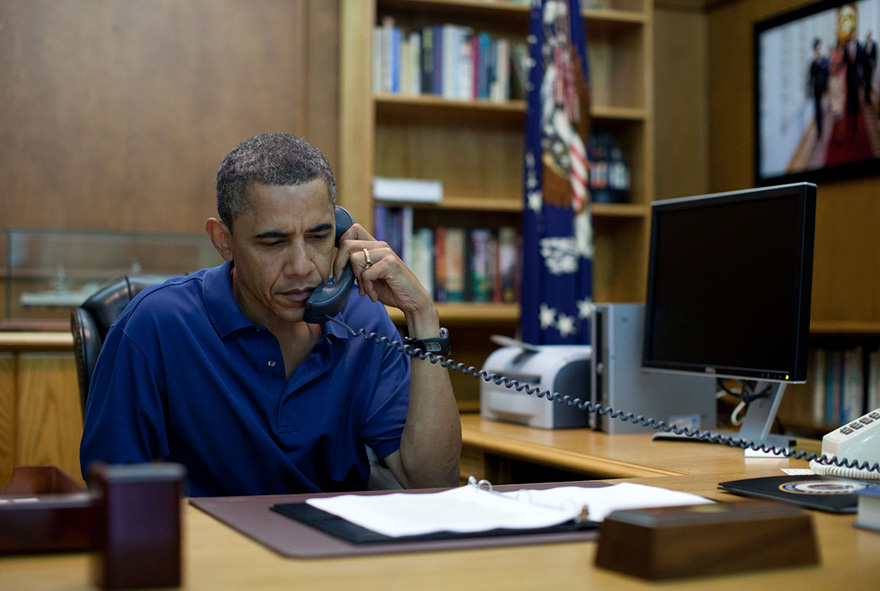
[705,0,880,330]
[656,0,880,330]
[0,0,339,481]
[653,6,710,200]
[0,0,340,319]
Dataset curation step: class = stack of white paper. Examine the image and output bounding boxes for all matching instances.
[306,482,712,538]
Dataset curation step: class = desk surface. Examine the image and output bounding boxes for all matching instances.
[460,414,818,480]
[1,473,878,591]
[1,421,877,591]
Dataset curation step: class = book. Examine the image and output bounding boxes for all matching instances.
[491,38,510,102]
[469,228,492,302]
[403,31,422,96]
[843,346,865,424]
[855,486,880,533]
[411,227,434,298]
[372,205,413,264]
[372,177,443,204]
[444,228,466,302]
[433,226,448,302]
[718,475,863,513]
[811,347,827,424]
[373,203,387,245]
[441,25,459,99]
[373,22,515,102]
[380,16,396,94]
[421,25,434,95]
[869,348,880,411]
[372,27,384,93]
[496,226,519,304]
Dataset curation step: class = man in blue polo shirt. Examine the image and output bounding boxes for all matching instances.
[80,134,462,496]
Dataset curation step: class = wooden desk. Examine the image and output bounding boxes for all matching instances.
[1,470,878,591]
[459,414,816,484]
[1,412,875,590]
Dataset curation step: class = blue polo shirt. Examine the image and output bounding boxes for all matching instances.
[80,262,410,497]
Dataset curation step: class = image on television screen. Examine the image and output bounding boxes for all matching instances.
[755,0,880,184]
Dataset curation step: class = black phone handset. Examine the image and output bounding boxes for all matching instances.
[304,206,356,324]
[312,210,879,478]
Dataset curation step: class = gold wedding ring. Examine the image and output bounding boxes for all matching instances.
[362,248,373,269]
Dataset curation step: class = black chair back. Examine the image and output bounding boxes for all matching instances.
[70,276,156,416]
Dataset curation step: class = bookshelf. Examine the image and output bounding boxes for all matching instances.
[338,0,654,408]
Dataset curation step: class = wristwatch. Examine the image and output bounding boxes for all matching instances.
[404,327,451,356]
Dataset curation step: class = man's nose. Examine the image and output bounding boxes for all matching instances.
[283,242,314,277]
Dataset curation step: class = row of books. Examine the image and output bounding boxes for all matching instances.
[373,204,521,304]
[373,17,529,102]
[807,346,880,426]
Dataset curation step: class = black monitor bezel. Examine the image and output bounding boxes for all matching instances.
[641,182,817,384]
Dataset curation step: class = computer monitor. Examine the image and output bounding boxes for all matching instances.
[642,182,817,449]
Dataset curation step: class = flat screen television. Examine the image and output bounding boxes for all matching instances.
[642,183,817,448]
[754,0,880,185]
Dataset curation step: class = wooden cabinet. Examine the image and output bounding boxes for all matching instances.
[0,335,83,489]
[338,0,653,408]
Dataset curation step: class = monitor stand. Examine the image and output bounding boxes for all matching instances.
[736,382,796,450]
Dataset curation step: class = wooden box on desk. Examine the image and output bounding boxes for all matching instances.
[595,501,818,580]
[0,466,92,554]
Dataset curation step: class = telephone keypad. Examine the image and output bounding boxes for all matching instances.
[840,411,879,436]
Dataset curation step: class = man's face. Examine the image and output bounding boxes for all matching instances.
[224,179,336,327]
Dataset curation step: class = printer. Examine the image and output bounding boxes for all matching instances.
[480,344,591,429]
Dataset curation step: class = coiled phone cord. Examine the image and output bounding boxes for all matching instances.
[327,317,880,477]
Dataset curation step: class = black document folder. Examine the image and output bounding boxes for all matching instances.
[718,475,878,513]
[270,502,597,545]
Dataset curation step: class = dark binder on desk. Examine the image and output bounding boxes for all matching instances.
[190,481,611,558]
[270,502,596,545]
[718,475,876,513]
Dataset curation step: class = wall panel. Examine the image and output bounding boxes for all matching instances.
[0,0,323,299]
[706,0,880,329]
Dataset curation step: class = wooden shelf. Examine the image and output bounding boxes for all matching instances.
[340,0,654,405]
[375,93,526,113]
[592,202,650,218]
[375,199,649,216]
[409,196,522,212]
[809,321,880,337]
[378,0,648,29]
[376,94,648,122]
[387,302,520,325]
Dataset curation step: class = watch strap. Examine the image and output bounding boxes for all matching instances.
[404,327,450,356]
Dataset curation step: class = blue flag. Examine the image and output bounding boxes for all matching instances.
[521,0,594,345]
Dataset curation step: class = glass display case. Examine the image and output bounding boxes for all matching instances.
[4,228,222,322]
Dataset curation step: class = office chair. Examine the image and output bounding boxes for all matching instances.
[70,275,402,490]
[70,276,157,416]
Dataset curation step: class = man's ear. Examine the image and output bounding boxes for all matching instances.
[206,218,234,262]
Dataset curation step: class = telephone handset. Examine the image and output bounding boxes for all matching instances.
[810,409,880,480]
[304,206,355,324]
[306,209,880,479]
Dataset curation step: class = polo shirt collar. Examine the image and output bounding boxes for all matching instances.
[204,261,256,338]
[203,261,354,343]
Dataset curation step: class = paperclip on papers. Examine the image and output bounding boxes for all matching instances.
[270,483,712,544]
